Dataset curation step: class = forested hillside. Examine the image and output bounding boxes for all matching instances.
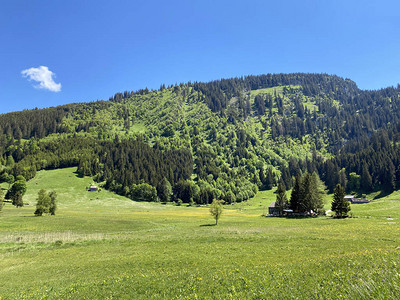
[1,73,400,204]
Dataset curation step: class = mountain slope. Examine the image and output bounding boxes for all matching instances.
[1,73,399,203]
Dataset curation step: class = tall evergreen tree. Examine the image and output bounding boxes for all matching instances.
[361,164,373,193]
[383,160,396,193]
[290,175,302,212]
[308,172,326,213]
[281,166,292,190]
[331,184,350,218]
[265,168,274,190]
[259,168,266,187]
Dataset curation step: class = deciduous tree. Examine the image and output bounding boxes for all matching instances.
[157,177,172,202]
[6,177,27,207]
[34,189,51,216]
[275,181,288,216]
[210,199,224,225]
[49,191,57,215]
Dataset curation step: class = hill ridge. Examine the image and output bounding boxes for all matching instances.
[0,72,399,203]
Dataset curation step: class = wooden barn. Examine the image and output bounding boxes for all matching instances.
[268,202,280,216]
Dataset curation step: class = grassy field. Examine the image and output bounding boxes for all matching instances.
[1,168,400,299]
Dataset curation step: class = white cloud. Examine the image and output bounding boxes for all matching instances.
[21,66,62,92]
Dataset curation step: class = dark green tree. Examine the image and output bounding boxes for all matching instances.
[281,166,292,190]
[290,175,302,212]
[130,183,157,202]
[0,172,9,183]
[13,191,24,208]
[49,191,57,215]
[6,178,27,207]
[157,177,172,202]
[382,160,396,193]
[259,168,266,187]
[303,172,326,213]
[6,155,15,166]
[6,174,14,189]
[331,184,350,218]
[265,168,274,190]
[347,172,360,193]
[361,164,373,193]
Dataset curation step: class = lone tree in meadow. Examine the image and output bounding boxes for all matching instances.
[35,189,57,216]
[331,184,350,218]
[210,199,224,225]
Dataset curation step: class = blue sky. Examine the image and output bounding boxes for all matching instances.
[1,0,399,114]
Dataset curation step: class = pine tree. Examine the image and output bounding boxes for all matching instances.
[281,166,292,190]
[265,168,274,190]
[290,175,302,212]
[325,161,339,193]
[331,184,350,218]
[361,164,372,192]
[308,172,326,213]
[259,168,266,187]
[383,160,396,193]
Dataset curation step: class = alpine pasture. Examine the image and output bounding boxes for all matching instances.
[0,168,399,299]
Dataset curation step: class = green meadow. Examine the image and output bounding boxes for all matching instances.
[1,168,400,299]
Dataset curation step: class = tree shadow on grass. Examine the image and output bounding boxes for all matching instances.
[374,190,391,200]
[200,224,217,227]
[73,170,83,178]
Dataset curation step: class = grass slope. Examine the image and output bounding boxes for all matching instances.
[1,168,400,299]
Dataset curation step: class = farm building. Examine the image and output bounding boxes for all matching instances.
[344,195,355,202]
[89,185,98,192]
[268,202,280,216]
[345,195,370,204]
[351,198,370,204]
